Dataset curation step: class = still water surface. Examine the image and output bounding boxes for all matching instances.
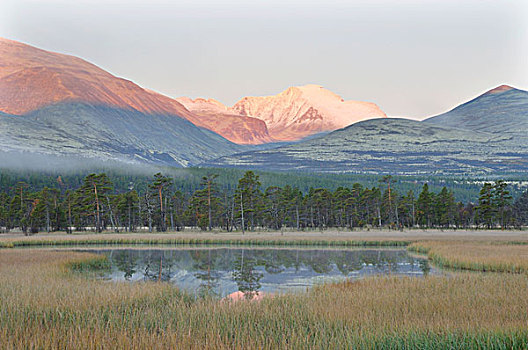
[83,247,435,297]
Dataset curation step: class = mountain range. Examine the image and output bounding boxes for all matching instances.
[0,37,385,145]
[1,37,527,176]
[0,37,271,146]
[176,85,387,142]
[207,86,528,176]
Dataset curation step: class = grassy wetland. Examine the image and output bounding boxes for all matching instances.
[408,240,528,273]
[1,232,528,349]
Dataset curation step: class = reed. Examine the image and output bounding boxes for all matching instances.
[1,249,527,349]
[0,237,410,249]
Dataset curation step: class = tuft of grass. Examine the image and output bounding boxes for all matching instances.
[63,255,111,273]
[0,241,14,248]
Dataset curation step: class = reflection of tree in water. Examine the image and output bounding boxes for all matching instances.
[418,259,431,276]
[142,251,176,282]
[260,250,285,274]
[192,250,221,298]
[102,248,430,295]
[188,249,419,280]
[358,251,406,273]
[306,251,334,274]
[232,250,263,299]
[385,254,400,273]
[334,252,364,275]
[112,250,138,280]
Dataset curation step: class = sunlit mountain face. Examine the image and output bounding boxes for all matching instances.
[0,38,247,166]
[0,38,386,145]
[231,84,387,141]
[0,38,269,145]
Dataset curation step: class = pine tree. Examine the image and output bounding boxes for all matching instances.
[434,187,455,228]
[476,183,495,229]
[513,190,528,227]
[350,183,364,227]
[0,192,9,232]
[379,175,396,225]
[417,184,433,228]
[396,190,414,228]
[116,190,139,232]
[263,186,284,230]
[202,174,219,231]
[188,175,220,230]
[492,180,512,229]
[149,173,173,232]
[171,191,187,231]
[75,174,113,233]
[235,171,262,232]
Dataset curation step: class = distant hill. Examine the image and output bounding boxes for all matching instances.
[424,85,528,137]
[176,84,387,142]
[0,102,243,167]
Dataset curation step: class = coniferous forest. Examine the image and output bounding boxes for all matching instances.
[1,170,525,235]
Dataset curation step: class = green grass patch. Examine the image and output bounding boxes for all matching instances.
[64,255,110,273]
[355,330,528,349]
[0,241,14,248]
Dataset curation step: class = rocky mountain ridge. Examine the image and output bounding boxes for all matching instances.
[205,85,528,176]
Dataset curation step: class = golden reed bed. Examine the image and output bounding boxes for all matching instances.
[408,241,528,273]
[1,247,528,349]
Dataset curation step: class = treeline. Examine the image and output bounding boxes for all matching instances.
[0,167,491,203]
[0,171,525,234]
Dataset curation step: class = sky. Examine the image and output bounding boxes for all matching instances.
[1,0,527,119]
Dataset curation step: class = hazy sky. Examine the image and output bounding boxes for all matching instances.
[2,0,527,118]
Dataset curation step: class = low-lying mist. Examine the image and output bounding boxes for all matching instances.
[0,151,163,175]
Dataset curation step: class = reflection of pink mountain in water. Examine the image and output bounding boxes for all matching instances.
[224,291,268,302]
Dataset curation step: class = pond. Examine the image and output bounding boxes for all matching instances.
[75,247,436,297]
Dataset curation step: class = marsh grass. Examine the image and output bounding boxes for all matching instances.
[64,255,111,273]
[1,249,528,349]
[0,237,409,249]
[408,241,528,273]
